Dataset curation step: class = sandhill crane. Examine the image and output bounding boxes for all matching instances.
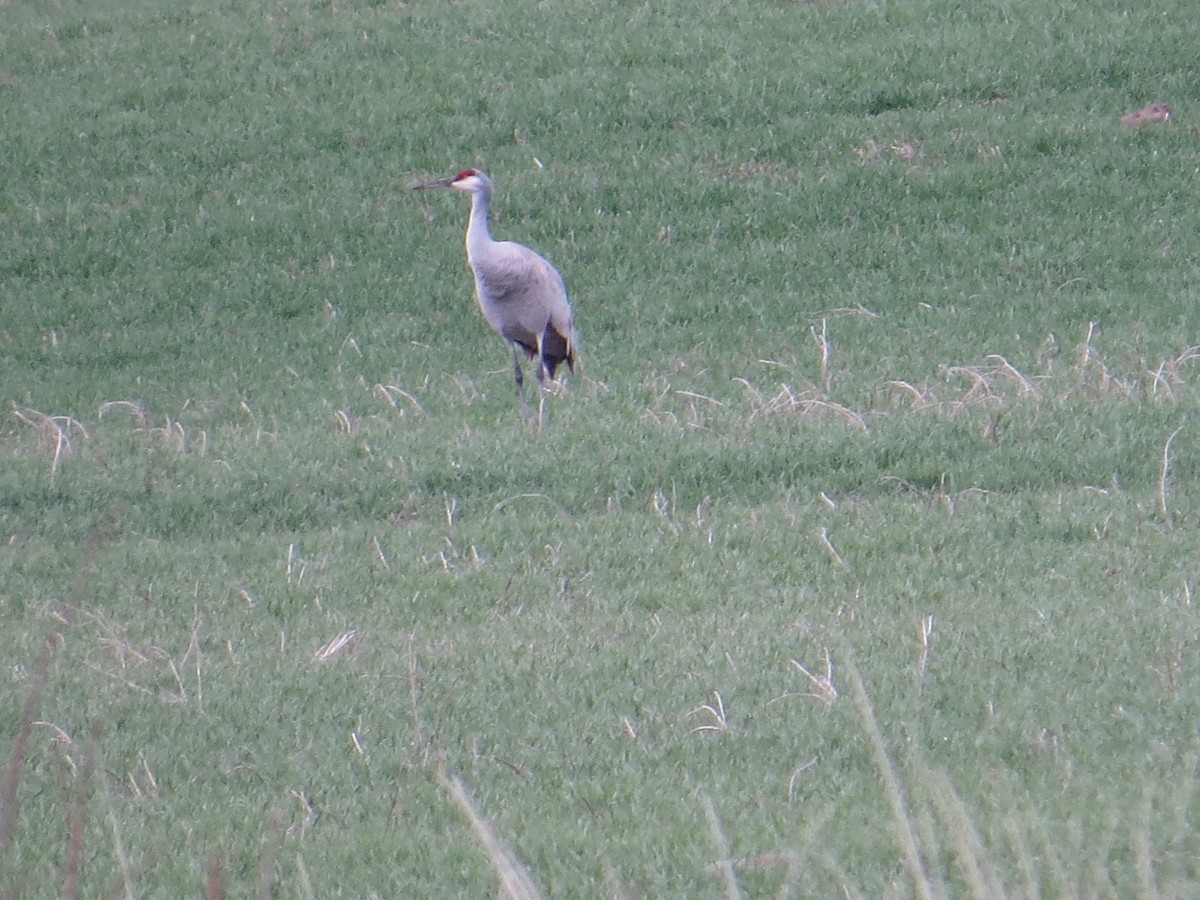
[414,169,577,429]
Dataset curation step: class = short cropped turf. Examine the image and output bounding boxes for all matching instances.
[3,0,1200,895]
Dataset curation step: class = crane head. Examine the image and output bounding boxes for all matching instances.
[412,169,491,193]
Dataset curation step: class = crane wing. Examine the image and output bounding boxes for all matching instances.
[471,241,575,374]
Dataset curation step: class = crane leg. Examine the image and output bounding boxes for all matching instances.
[534,354,548,434]
[510,343,531,423]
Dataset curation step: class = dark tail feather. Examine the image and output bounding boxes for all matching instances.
[539,324,576,379]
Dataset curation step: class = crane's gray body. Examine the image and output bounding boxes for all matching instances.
[465,224,575,380]
[417,169,577,426]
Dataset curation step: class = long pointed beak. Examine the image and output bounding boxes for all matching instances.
[411,176,456,191]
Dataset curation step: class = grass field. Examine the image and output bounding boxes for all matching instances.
[3,0,1200,895]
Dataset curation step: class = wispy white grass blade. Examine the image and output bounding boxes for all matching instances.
[439,772,542,900]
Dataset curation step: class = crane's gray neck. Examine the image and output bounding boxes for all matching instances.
[465,183,494,258]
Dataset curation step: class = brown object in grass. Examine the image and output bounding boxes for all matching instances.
[1121,103,1173,128]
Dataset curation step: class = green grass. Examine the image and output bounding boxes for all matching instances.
[3,0,1200,895]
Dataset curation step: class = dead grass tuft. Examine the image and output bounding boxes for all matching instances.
[939,355,1042,408]
[98,400,150,429]
[789,650,839,707]
[701,155,804,185]
[739,320,873,430]
[687,691,734,735]
[853,138,929,167]
[894,329,1200,416]
[373,383,426,415]
[314,629,359,661]
[706,851,796,879]
[1,518,109,876]
[1148,346,1200,399]
[99,400,191,452]
[746,384,870,432]
[12,403,89,481]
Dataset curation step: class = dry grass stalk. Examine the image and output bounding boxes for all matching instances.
[916,616,935,687]
[373,383,425,414]
[1159,426,1184,524]
[674,389,724,407]
[651,488,671,518]
[157,420,187,452]
[854,138,924,165]
[888,380,935,409]
[701,793,745,900]
[105,805,136,900]
[34,721,74,747]
[985,355,1038,396]
[286,543,305,584]
[238,401,278,442]
[941,355,1041,408]
[98,400,150,428]
[103,845,154,900]
[732,376,765,409]
[406,633,427,752]
[1073,322,1133,398]
[999,813,1040,900]
[687,691,733,735]
[133,753,159,799]
[0,518,110,857]
[677,389,722,425]
[491,493,568,518]
[749,383,869,432]
[812,318,831,393]
[911,802,949,900]
[1151,346,1200,398]
[183,613,204,712]
[288,789,319,840]
[787,756,820,803]
[370,535,389,569]
[439,771,543,900]
[1148,641,1184,699]
[12,403,90,481]
[705,852,795,877]
[56,734,96,900]
[790,650,838,707]
[940,364,996,406]
[904,335,1200,413]
[818,527,846,567]
[99,401,190,452]
[1147,367,1170,398]
[925,768,1005,899]
[161,655,189,704]
[818,303,881,319]
[843,653,934,900]
[97,635,150,669]
[314,629,358,661]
